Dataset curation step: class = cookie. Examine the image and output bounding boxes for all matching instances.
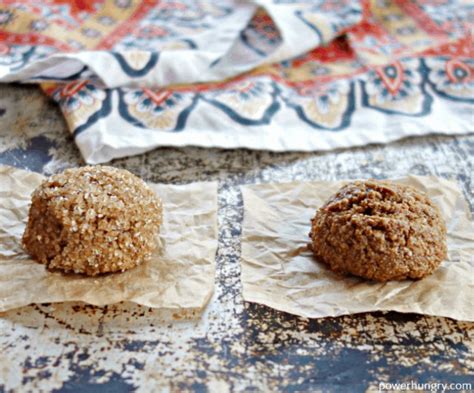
[309,180,447,281]
[22,166,163,276]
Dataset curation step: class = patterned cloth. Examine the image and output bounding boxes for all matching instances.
[0,0,472,163]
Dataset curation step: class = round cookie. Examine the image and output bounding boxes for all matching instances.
[22,166,163,276]
[309,180,447,281]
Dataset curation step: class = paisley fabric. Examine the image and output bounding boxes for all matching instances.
[0,0,472,163]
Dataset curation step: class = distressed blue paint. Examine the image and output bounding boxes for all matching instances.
[0,136,55,172]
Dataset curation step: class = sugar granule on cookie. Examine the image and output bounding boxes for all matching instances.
[22,166,163,276]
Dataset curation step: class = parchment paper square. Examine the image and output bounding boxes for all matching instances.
[241,176,473,321]
[0,166,217,312]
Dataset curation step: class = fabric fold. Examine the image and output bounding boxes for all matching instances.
[0,0,362,86]
[0,0,472,164]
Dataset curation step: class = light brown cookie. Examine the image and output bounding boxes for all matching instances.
[22,166,163,276]
[309,180,447,281]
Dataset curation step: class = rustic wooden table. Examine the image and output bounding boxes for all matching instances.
[0,84,472,392]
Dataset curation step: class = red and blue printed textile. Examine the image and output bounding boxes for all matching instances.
[0,0,472,163]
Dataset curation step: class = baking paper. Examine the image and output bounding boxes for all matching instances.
[241,176,474,321]
[0,166,217,312]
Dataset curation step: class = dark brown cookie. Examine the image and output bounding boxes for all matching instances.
[309,180,447,281]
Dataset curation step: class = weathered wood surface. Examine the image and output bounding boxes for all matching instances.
[0,84,472,392]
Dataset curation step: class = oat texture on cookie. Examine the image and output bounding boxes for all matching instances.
[309,180,447,281]
[22,166,163,276]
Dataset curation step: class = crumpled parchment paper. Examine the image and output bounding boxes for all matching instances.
[241,176,473,321]
[0,166,217,312]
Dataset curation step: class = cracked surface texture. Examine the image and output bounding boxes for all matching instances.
[310,180,447,281]
[0,84,473,392]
